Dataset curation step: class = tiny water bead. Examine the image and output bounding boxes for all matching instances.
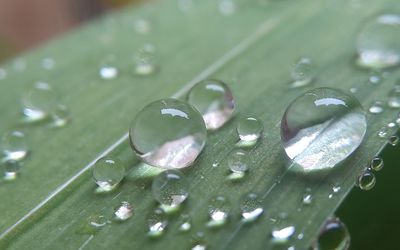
[358,170,376,191]
[87,214,109,228]
[99,66,118,80]
[228,149,248,173]
[41,57,55,70]
[147,208,168,236]
[130,99,207,169]
[1,131,28,161]
[281,88,367,171]
[114,201,133,221]
[368,74,381,85]
[368,101,384,114]
[50,105,71,128]
[187,79,235,130]
[290,57,315,88]
[152,169,189,209]
[388,135,399,146]
[134,44,157,76]
[357,14,400,69]
[237,116,263,143]
[177,214,192,232]
[239,192,263,222]
[271,225,296,243]
[377,126,389,138]
[370,157,384,171]
[302,189,313,205]
[388,86,400,108]
[93,157,125,192]
[21,81,57,121]
[313,217,350,250]
[3,160,22,181]
[207,195,231,227]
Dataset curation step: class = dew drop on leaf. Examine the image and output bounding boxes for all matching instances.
[357,170,376,191]
[114,201,133,221]
[370,156,384,171]
[313,217,350,250]
[93,157,125,192]
[237,116,263,144]
[239,192,263,222]
[207,195,230,227]
[147,208,168,237]
[1,131,29,161]
[290,57,315,88]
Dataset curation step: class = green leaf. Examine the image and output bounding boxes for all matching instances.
[0,0,399,249]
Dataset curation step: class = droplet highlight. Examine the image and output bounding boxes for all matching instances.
[114,201,133,221]
[237,116,263,144]
[207,195,230,227]
[290,57,315,88]
[147,208,168,236]
[93,157,125,192]
[239,192,263,222]
[21,81,57,121]
[358,170,376,191]
[1,131,28,161]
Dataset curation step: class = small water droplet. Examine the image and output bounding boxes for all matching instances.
[281,88,367,171]
[332,185,341,193]
[228,149,248,174]
[21,81,57,121]
[368,74,381,85]
[388,122,396,128]
[237,116,263,144]
[134,18,151,34]
[192,244,207,250]
[218,0,236,16]
[99,66,118,80]
[313,217,350,250]
[93,157,125,192]
[370,157,384,171]
[187,79,235,130]
[388,135,399,146]
[388,86,400,108]
[50,104,71,128]
[129,98,207,169]
[297,233,304,240]
[0,68,7,80]
[3,160,22,181]
[134,44,157,76]
[378,126,389,138]
[41,57,55,70]
[152,169,189,210]
[290,57,315,88]
[147,208,168,236]
[212,161,219,167]
[88,214,108,228]
[114,201,133,221]
[349,87,358,94]
[240,192,263,222]
[177,214,192,232]
[302,191,313,205]
[271,225,296,243]
[358,170,376,191]
[357,14,400,69]
[207,195,230,227]
[13,58,26,72]
[1,131,28,161]
[368,101,384,114]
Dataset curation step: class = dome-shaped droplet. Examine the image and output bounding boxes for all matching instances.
[388,135,399,146]
[357,14,400,69]
[187,79,235,130]
[1,131,28,161]
[358,170,376,191]
[21,81,57,121]
[227,149,248,173]
[313,217,350,250]
[114,201,133,221]
[239,192,263,222]
[147,208,168,236]
[281,88,367,171]
[207,195,231,227]
[368,101,384,114]
[130,98,207,169]
[92,157,125,192]
[387,86,400,108]
[50,104,71,128]
[3,160,22,181]
[370,157,383,171]
[152,169,189,209]
[134,44,156,76]
[290,57,315,88]
[237,116,263,143]
[271,225,296,243]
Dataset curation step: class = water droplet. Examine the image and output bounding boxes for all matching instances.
[357,14,400,69]
[358,170,376,191]
[388,135,399,146]
[388,86,400,108]
[129,98,207,169]
[134,18,151,34]
[368,101,384,114]
[187,79,235,130]
[228,149,248,174]
[388,122,396,128]
[114,201,133,221]
[370,157,384,171]
[3,160,22,181]
[1,131,28,161]
[297,233,304,240]
[99,66,118,80]
[0,68,7,80]
[313,217,350,250]
[218,0,236,16]
[281,88,367,171]
[368,74,381,85]
[93,157,125,192]
[87,214,108,228]
[302,191,313,205]
[271,225,296,243]
[290,57,315,88]
[177,214,192,232]
[192,244,207,250]
[152,169,189,210]
[349,87,358,94]
[378,126,389,138]
[237,116,263,144]
[50,105,71,128]
[134,44,157,76]
[147,208,168,236]
[41,57,55,70]
[21,82,57,121]
[207,195,230,227]
[240,192,263,222]
[332,185,341,193]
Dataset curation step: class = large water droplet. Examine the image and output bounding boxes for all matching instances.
[290,57,315,88]
[1,131,28,161]
[368,101,384,114]
[370,157,384,171]
[187,79,235,130]
[313,217,350,250]
[3,160,22,181]
[281,88,367,171]
[388,86,400,108]
[130,98,207,169]
[152,169,189,210]
[93,157,125,192]
[21,82,57,122]
[357,14,400,69]
[239,192,263,222]
[114,201,133,221]
[271,225,296,243]
[227,149,248,174]
[147,208,168,236]
[134,44,157,76]
[237,116,263,144]
[207,195,231,227]
[358,170,376,191]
